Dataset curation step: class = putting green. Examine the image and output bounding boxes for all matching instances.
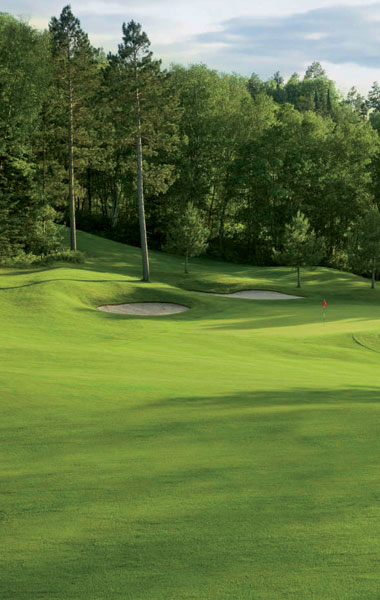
[353,332,380,353]
[1,229,380,600]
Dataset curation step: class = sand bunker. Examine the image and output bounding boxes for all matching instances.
[198,290,302,300]
[97,302,189,315]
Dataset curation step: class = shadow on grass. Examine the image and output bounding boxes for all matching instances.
[4,386,380,599]
[0,278,141,291]
[136,386,380,414]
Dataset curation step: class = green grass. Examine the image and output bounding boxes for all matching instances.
[2,230,380,599]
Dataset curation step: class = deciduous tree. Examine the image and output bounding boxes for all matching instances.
[349,209,380,288]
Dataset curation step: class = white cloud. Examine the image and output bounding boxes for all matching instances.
[304,32,328,39]
[8,1,380,93]
[320,61,380,94]
[75,2,127,16]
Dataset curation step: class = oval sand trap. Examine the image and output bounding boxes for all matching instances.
[97,302,189,315]
[198,290,302,300]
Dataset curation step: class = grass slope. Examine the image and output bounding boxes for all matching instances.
[1,230,380,599]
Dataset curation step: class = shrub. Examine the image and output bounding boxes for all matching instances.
[0,249,85,268]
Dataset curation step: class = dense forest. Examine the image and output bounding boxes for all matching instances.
[2,6,380,280]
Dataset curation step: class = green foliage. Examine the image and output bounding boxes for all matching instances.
[304,61,326,79]
[342,86,367,117]
[41,249,85,264]
[0,14,61,259]
[247,72,265,99]
[273,211,323,286]
[24,206,63,255]
[167,64,269,261]
[0,14,51,138]
[165,202,209,272]
[262,62,338,116]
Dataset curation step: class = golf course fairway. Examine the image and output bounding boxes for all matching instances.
[2,229,380,600]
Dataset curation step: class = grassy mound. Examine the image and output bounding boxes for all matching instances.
[1,230,380,599]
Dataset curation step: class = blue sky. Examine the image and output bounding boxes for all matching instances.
[5,0,380,94]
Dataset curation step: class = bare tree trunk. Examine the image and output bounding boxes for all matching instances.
[134,72,149,282]
[68,70,77,251]
[185,250,189,274]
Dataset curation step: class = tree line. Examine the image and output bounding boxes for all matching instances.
[2,6,380,284]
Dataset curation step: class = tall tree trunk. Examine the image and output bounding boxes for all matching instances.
[100,193,108,217]
[297,265,301,288]
[185,250,189,274]
[134,73,149,282]
[68,69,77,251]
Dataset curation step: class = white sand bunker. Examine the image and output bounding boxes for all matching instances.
[97,302,189,315]
[199,290,302,300]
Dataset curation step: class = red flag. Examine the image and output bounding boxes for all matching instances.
[322,299,327,308]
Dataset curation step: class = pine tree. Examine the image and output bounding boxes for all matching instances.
[117,21,156,281]
[110,20,178,281]
[49,5,99,251]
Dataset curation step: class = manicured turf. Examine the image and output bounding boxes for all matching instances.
[1,230,380,599]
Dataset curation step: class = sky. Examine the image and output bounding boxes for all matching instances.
[4,0,380,95]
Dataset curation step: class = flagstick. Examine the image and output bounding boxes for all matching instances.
[322,299,327,325]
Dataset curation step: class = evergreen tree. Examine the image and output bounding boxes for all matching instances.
[118,21,151,281]
[165,203,209,273]
[273,211,323,287]
[112,21,178,281]
[49,5,99,251]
